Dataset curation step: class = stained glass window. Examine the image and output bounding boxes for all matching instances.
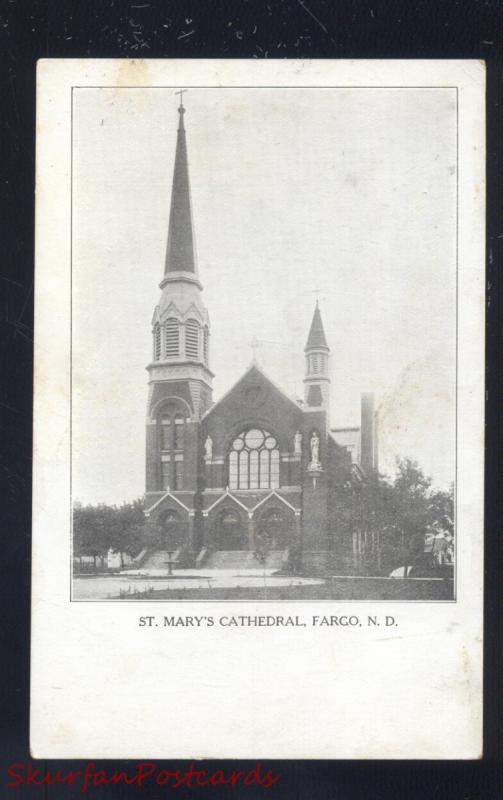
[228,428,280,490]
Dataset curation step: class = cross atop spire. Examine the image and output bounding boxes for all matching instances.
[175,89,187,129]
[164,93,196,276]
[175,88,187,106]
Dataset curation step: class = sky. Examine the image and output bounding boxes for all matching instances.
[72,86,457,505]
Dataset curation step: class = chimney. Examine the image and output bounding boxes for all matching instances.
[360,393,376,476]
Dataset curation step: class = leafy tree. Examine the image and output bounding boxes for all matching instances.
[73,498,146,570]
[337,458,454,576]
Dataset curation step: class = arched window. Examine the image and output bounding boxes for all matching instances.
[158,405,186,491]
[165,318,180,358]
[153,323,161,361]
[228,428,280,490]
[185,319,200,360]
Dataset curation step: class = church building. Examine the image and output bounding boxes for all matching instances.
[143,99,378,573]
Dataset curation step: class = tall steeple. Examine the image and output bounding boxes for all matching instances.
[147,95,213,422]
[303,301,331,414]
[162,92,199,287]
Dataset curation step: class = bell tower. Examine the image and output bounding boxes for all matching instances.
[303,300,331,419]
[145,96,213,507]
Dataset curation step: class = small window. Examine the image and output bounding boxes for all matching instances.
[165,318,180,358]
[203,327,209,365]
[174,415,184,449]
[185,319,200,360]
[153,324,161,361]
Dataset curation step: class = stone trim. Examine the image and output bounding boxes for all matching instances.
[144,489,193,516]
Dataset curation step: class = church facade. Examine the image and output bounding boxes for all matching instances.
[143,101,378,573]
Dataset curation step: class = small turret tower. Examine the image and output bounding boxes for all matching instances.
[303,301,331,420]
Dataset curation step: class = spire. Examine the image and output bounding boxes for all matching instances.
[305,301,329,351]
[164,93,196,276]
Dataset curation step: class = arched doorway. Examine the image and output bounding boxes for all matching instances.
[256,507,290,550]
[214,508,246,550]
[158,509,185,550]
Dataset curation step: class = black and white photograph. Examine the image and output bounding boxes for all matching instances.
[71,84,456,602]
[31,59,484,759]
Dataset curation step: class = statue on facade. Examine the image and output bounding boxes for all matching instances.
[310,431,320,467]
[204,435,213,460]
[294,430,302,455]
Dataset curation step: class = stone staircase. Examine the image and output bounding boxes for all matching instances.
[202,550,287,570]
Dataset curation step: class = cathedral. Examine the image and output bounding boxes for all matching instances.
[143,99,378,573]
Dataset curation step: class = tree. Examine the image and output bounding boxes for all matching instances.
[73,504,114,568]
[73,498,146,570]
[382,459,453,574]
[337,458,454,576]
[109,499,146,565]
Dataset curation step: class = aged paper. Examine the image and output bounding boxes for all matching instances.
[32,59,484,758]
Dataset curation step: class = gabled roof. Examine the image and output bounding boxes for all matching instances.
[305,302,329,351]
[202,361,302,421]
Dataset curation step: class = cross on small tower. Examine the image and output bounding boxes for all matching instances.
[312,288,321,306]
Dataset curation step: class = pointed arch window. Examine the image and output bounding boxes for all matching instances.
[185,319,200,360]
[228,428,280,490]
[165,318,180,358]
[153,323,161,361]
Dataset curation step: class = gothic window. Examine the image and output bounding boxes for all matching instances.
[153,324,161,361]
[228,428,280,490]
[165,318,180,358]
[159,405,186,491]
[185,319,200,359]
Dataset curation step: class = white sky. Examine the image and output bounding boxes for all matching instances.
[72,87,456,505]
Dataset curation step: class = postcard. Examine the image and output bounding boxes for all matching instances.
[31,59,484,758]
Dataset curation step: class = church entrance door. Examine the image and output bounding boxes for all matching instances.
[158,509,185,551]
[215,509,246,550]
[256,508,289,550]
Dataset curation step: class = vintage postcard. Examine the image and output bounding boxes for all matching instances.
[32,59,484,758]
